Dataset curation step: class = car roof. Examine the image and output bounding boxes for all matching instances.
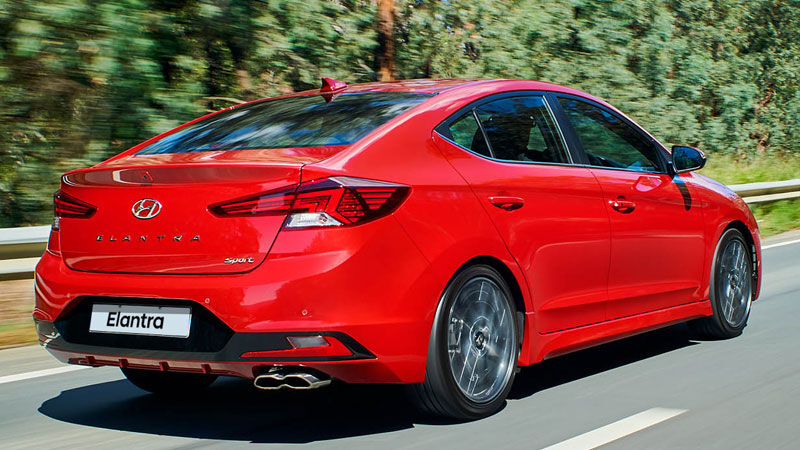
[336,78,493,94]
[231,79,606,117]
[287,78,587,96]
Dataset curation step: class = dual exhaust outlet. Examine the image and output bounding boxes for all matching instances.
[253,369,331,390]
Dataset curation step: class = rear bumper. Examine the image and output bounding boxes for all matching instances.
[35,318,396,382]
[33,217,441,383]
[40,346,401,384]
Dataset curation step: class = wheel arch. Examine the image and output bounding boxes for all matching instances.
[456,255,527,316]
[442,256,530,364]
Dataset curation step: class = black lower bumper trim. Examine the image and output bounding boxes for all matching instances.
[36,319,375,363]
[41,296,374,362]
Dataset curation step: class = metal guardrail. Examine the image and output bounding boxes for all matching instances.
[0,179,797,280]
[0,226,50,260]
[0,225,49,280]
[728,179,800,204]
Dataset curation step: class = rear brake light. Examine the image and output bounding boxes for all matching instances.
[209,177,409,228]
[208,187,295,216]
[286,177,409,228]
[53,190,96,230]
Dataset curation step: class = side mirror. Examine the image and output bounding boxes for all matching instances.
[672,145,706,173]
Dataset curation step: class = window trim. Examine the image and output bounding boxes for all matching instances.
[472,109,495,159]
[549,93,672,175]
[434,91,577,167]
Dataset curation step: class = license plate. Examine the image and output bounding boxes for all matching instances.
[89,304,192,338]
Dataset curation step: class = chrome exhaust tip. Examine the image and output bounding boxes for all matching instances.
[253,371,332,390]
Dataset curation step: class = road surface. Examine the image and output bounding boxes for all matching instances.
[1,234,799,449]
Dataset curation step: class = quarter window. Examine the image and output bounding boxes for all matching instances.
[447,111,491,158]
[557,97,664,173]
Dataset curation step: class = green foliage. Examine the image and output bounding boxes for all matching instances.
[700,153,800,185]
[1,0,800,226]
[750,198,800,237]
[0,0,377,226]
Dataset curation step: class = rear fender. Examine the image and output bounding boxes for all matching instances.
[305,115,534,365]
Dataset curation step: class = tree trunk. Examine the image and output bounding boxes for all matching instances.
[377,0,395,81]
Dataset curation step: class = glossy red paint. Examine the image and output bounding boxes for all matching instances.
[590,168,707,319]
[434,134,611,333]
[58,165,301,274]
[35,78,761,384]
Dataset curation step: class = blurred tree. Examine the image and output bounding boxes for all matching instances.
[0,0,798,226]
[377,0,395,80]
[0,0,377,226]
[742,0,800,156]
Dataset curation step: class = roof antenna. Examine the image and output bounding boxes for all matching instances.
[321,77,348,92]
[320,77,348,103]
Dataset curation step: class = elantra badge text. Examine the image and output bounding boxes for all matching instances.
[96,234,200,242]
[132,199,162,219]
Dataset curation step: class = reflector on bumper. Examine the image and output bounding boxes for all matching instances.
[241,335,353,358]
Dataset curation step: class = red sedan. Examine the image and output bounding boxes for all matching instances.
[34,78,761,419]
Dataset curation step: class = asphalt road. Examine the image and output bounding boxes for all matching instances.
[1,235,799,449]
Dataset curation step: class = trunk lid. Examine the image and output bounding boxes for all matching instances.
[57,159,305,275]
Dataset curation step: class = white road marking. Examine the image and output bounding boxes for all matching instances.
[0,365,89,385]
[541,407,687,450]
[762,238,800,250]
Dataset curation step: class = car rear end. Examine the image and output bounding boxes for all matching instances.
[33,89,441,385]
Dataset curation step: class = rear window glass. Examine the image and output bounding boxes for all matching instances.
[136,93,431,155]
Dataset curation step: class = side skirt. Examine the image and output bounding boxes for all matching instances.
[519,300,712,366]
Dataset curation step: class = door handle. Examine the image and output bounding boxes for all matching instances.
[489,196,524,211]
[609,197,636,214]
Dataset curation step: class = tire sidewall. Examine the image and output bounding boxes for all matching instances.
[426,264,520,419]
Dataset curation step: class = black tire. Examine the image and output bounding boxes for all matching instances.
[690,228,754,339]
[408,264,520,420]
[121,368,218,395]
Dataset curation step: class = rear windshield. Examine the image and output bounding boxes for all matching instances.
[136,92,431,155]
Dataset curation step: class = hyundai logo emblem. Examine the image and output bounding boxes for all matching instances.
[132,199,162,219]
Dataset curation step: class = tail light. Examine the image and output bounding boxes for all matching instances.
[209,176,409,228]
[207,187,295,217]
[53,190,96,230]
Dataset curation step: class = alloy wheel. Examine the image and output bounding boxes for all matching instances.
[446,276,516,403]
[716,238,752,329]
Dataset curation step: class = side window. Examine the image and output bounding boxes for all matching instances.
[474,96,568,163]
[557,97,664,173]
[446,112,491,158]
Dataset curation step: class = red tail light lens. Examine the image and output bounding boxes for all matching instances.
[291,177,409,227]
[209,177,409,228]
[53,190,96,230]
[208,188,295,216]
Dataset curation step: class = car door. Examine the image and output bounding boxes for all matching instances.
[433,93,611,333]
[554,95,706,320]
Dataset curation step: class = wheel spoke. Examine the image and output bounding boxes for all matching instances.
[733,242,744,274]
[723,291,734,321]
[467,348,481,395]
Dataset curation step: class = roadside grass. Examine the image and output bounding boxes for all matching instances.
[750,198,800,237]
[700,153,800,236]
[0,279,37,349]
[700,152,800,185]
